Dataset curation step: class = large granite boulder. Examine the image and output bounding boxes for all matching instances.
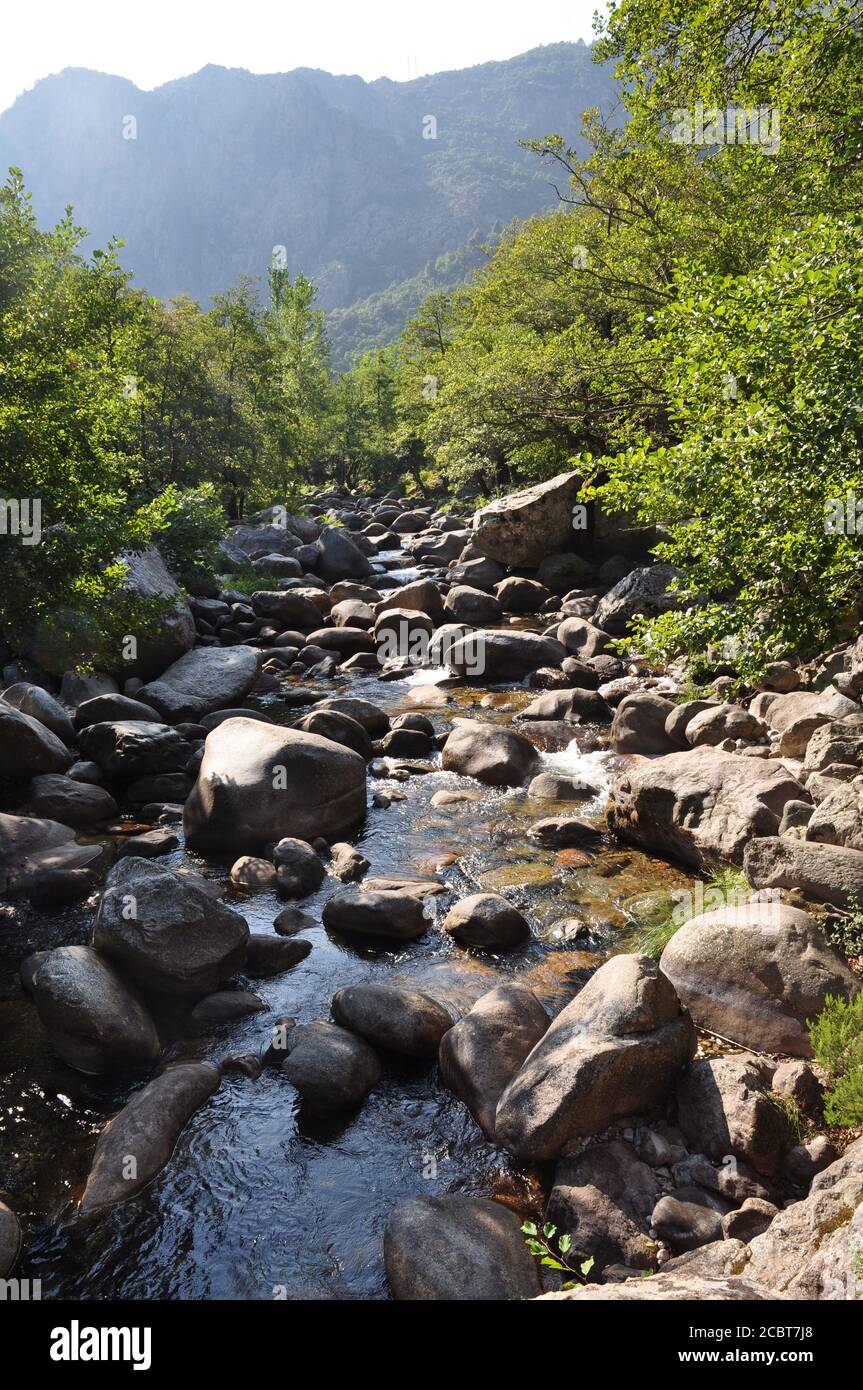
[384,1195,542,1301]
[315,525,373,581]
[184,718,366,855]
[79,1062,221,1217]
[117,547,196,679]
[0,811,101,893]
[92,857,249,998]
[471,471,582,566]
[438,984,550,1137]
[0,702,73,779]
[32,945,160,1075]
[744,836,863,908]
[660,902,859,1055]
[494,955,696,1161]
[594,564,682,635]
[608,750,806,867]
[140,646,260,721]
[676,1056,791,1176]
[441,719,539,787]
[1,682,76,744]
[446,630,566,682]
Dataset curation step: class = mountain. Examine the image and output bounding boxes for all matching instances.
[0,43,617,363]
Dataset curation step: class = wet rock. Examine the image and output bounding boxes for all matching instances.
[185,990,267,1035]
[0,811,101,894]
[610,692,681,754]
[331,982,452,1057]
[184,718,366,855]
[608,750,806,867]
[230,856,278,891]
[441,719,538,787]
[547,1140,659,1272]
[520,688,611,723]
[676,1056,790,1176]
[494,955,696,1161]
[447,630,566,681]
[744,836,863,907]
[26,774,118,827]
[79,1062,221,1218]
[528,816,603,848]
[527,772,594,801]
[27,866,99,909]
[93,857,249,998]
[272,837,326,898]
[272,906,315,935]
[659,902,858,1056]
[244,935,312,977]
[384,1195,542,1301]
[281,1020,380,1110]
[378,727,433,757]
[140,646,260,721]
[322,888,428,941]
[438,984,549,1136]
[441,892,530,950]
[116,827,180,859]
[33,945,160,1075]
[78,720,190,779]
[314,696,389,736]
[0,702,73,778]
[328,842,369,882]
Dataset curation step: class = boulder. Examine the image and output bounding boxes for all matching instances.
[495,577,552,613]
[594,564,682,634]
[117,547,196,679]
[0,811,101,894]
[441,719,538,787]
[441,892,530,950]
[650,1189,726,1253]
[78,720,190,779]
[373,578,444,624]
[0,703,73,778]
[557,617,612,660]
[92,857,249,998]
[743,1138,863,1297]
[494,955,696,1161]
[608,750,806,867]
[230,856,278,891]
[546,1139,659,1272]
[676,1056,791,1176]
[438,984,549,1137]
[384,1195,542,1301]
[744,836,863,907]
[313,696,389,736]
[32,945,160,1075]
[536,1273,778,1301]
[26,773,118,827]
[79,1062,221,1217]
[685,704,766,747]
[281,1021,380,1110]
[185,990,267,1035]
[244,935,312,978]
[1,682,75,744]
[140,646,260,721]
[294,709,372,758]
[322,888,428,941]
[660,902,859,1055]
[250,589,322,629]
[184,719,366,855]
[331,983,452,1057]
[519,688,611,724]
[610,692,680,754]
[471,471,582,567]
[447,630,566,681]
[443,585,502,625]
[272,837,326,898]
[315,525,373,581]
[536,551,593,594]
[805,781,863,850]
[73,693,161,727]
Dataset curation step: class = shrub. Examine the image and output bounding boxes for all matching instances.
[809,993,863,1126]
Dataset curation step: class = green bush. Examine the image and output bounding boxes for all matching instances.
[809,993,863,1126]
[135,483,225,578]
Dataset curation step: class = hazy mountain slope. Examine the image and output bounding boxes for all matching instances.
[0,43,616,349]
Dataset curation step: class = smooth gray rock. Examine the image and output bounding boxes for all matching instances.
[0,702,73,778]
[384,1195,542,1300]
[281,1020,381,1110]
[1,682,76,744]
[322,888,428,941]
[441,892,530,950]
[140,646,260,721]
[26,774,118,828]
[439,985,549,1137]
[441,719,538,787]
[331,983,452,1058]
[33,945,160,1075]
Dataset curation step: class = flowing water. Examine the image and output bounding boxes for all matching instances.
[0,584,693,1299]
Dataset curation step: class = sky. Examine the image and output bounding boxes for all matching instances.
[0,0,601,114]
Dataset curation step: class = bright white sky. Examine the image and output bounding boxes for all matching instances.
[0,0,601,114]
